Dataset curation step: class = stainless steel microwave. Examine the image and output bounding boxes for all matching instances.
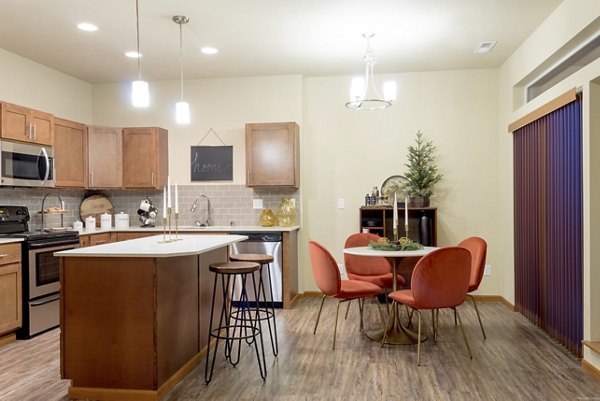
[0,140,54,187]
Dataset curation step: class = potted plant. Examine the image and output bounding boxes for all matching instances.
[402,130,442,207]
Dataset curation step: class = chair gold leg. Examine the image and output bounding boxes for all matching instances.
[344,299,351,320]
[358,298,364,331]
[469,294,486,340]
[407,306,414,328]
[416,310,422,366]
[454,307,473,360]
[431,309,437,343]
[381,300,394,347]
[374,296,385,327]
[334,301,343,350]
[313,295,327,335]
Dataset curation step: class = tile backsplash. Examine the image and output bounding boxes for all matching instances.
[0,185,300,231]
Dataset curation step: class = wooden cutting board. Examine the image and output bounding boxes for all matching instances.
[80,194,114,226]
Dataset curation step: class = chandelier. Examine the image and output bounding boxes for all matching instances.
[345,33,396,110]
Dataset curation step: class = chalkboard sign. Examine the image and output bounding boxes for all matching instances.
[190,146,233,181]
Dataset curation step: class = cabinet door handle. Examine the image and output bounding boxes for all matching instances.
[0,253,8,258]
[26,123,32,139]
[151,172,154,186]
[33,124,37,140]
[94,240,106,245]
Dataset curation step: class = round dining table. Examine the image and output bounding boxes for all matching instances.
[343,245,436,345]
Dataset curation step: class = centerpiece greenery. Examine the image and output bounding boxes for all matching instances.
[402,130,442,207]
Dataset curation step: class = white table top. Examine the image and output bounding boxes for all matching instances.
[343,246,437,258]
[55,234,247,258]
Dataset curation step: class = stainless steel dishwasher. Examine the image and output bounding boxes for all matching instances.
[230,232,283,308]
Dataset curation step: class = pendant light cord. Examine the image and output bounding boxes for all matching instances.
[179,22,184,101]
[136,0,142,80]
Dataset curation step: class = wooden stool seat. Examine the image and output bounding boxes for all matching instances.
[230,253,274,264]
[209,261,260,274]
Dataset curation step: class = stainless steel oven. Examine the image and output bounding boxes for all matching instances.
[19,235,79,338]
[0,139,54,187]
[0,205,79,338]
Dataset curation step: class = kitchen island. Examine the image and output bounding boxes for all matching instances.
[56,234,247,401]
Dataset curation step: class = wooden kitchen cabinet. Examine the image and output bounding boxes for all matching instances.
[79,232,115,248]
[246,122,299,188]
[122,127,168,189]
[0,243,22,335]
[87,126,122,188]
[0,102,54,146]
[54,118,87,188]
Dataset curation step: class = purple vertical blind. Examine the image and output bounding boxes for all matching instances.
[513,95,582,356]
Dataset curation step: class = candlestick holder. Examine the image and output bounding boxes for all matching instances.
[404,223,409,239]
[175,212,179,241]
[158,208,182,243]
[159,217,168,243]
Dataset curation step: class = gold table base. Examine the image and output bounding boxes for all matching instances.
[367,301,427,345]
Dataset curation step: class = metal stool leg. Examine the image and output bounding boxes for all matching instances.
[264,262,279,356]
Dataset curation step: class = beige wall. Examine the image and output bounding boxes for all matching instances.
[498,0,600,370]
[0,48,92,123]
[300,70,501,293]
[91,76,302,185]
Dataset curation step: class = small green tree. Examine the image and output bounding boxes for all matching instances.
[402,130,442,197]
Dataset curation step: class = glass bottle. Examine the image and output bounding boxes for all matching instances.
[277,197,297,227]
[259,209,276,227]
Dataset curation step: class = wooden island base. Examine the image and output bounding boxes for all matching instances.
[59,236,237,401]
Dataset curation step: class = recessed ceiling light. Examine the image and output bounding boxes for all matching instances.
[474,41,497,54]
[201,46,218,55]
[77,22,98,32]
[125,51,142,58]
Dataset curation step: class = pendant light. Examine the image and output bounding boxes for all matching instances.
[173,15,190,124]
[131,0,149,107]
[345,33,396,110]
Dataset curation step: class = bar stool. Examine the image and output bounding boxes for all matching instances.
[229,253,279,356]
[204,261,267,384]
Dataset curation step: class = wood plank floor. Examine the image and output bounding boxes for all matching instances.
[1,297,600,401]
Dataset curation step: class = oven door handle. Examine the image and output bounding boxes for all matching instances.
[30,292,60,306]
[28,239,80,249]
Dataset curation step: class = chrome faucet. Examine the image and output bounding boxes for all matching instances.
[190,195,211,227]
[40,193,64,231]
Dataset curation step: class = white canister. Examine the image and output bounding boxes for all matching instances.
[73,220,83,233]
[85,216,96,232]
[100,213,112,230]
[115,212,130,229]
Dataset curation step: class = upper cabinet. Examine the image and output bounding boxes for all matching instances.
[54,118,87,188]
[122,127,168,189]
[0,102,54,146]
[88,126,122,188]
[245,122,299,188]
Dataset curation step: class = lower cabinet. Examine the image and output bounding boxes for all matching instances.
[79,232,116,248]
[0,243,22,336]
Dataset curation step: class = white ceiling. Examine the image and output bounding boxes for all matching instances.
[0,0,562,84]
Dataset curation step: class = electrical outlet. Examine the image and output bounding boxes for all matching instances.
[338,198,345,209]
[484,264,491,276]
[252,199,263,209]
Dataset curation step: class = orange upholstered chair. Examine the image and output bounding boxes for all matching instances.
[458,236,488,339]
[309,240,384,349]
[344,232,406,288]
[384,247,472,365]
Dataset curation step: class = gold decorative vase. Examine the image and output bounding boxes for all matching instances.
[259,209,277,227]
[276,197,297,227]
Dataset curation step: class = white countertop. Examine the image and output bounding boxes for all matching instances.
[55,234,248,258]
[77,225,300,235]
